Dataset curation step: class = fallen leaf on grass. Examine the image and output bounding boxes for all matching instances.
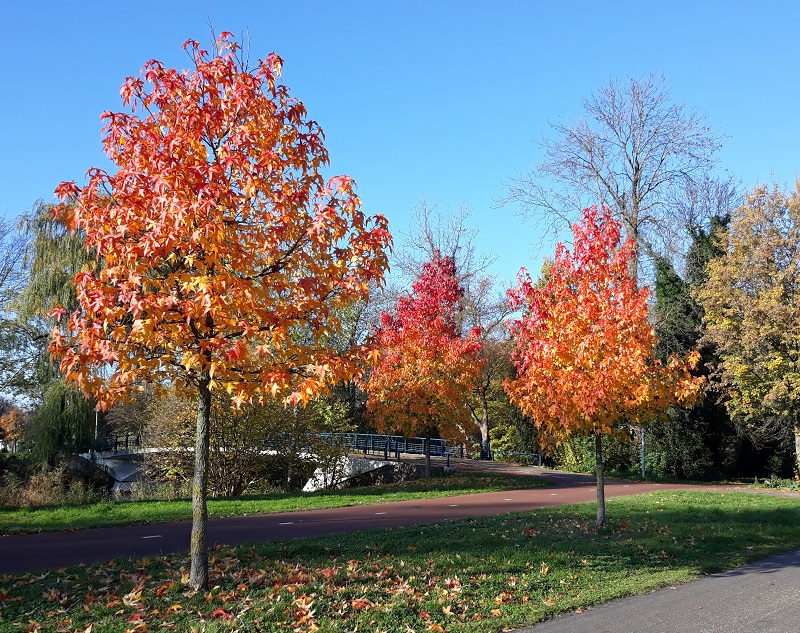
[210,607,232,620]
[123,588,143,606]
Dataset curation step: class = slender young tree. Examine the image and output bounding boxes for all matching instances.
[364,252,483,476]
[505,206,703,526]
[49,33,390,589]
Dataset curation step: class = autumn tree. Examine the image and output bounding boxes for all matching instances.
[501,75,725,274]
[698,183,800,473]
[393,200,513,450]
[0,401,25,452]
[49,33,390,589]
[505,206,703,526]
[364,252,483,477]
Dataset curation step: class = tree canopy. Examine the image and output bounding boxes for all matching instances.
[502,75,725,273]
[364,252,483,475]
[699,183,800,468]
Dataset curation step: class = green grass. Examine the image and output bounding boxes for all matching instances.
[0,472,549,535]
[2,490,799,632]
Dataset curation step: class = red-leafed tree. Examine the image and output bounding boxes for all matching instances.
[505,206,703,526]
[48,33,391,589]
[364,252,483,477]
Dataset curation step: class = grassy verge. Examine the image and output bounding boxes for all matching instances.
[0,472,549,535]
[751,476,800,493]
[2,490,799,632]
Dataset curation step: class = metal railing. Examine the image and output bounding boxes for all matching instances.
[320,432,464,460]
[97,434,142,452]
[97,431,545,466]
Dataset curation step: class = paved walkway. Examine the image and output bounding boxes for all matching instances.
[0,461,739,574]
[515,548,800,633]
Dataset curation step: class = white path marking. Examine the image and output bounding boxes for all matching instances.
[141,535,162,539]
[278,522,294,525]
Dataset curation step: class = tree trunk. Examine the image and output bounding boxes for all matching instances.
[595,431,606,527]
[478,389,490,446]
[794,424,800,477]
[424,435,431,479]
[189,377,212,590]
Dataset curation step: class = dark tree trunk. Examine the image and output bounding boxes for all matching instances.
[424,435,431,479]
[595,431,606,527]
[189,377,212,590]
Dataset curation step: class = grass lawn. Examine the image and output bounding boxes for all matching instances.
[2,490,799,632]
[0,472,549,535]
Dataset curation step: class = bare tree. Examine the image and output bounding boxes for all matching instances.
[501,74,724,275]
[394,198,497,289]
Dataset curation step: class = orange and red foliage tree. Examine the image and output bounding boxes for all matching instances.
[49,33,391,588]
[0,408,24,449]
[363,253,483,476]
[504,206,703,525]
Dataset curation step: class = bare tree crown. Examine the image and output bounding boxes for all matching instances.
[502,74,725,270]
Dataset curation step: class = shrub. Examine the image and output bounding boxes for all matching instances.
[0,463,108,508]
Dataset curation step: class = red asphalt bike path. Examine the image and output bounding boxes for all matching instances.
[0,461,742,575]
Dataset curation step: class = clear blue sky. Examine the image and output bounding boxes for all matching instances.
[2,1,798,285]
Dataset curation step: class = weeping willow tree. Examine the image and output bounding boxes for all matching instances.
[15,202,98,459]
[27,381,96,463]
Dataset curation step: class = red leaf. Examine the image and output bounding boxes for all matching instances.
[210,608,232,620]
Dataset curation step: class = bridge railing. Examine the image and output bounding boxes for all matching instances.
[97,434,142,452]
[98,431,497,463]
[320,433,464,459]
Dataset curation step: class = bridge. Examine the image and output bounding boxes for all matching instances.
[87,432,541,493]
[95,431,541,465]
[97,432,466,459]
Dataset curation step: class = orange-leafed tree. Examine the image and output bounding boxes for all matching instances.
[0,407,25,451]
[505,206,703,526]
[364,252,483,477]
[49,33,391,589]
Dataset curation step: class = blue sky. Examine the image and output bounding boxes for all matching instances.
[2,1,798,285]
